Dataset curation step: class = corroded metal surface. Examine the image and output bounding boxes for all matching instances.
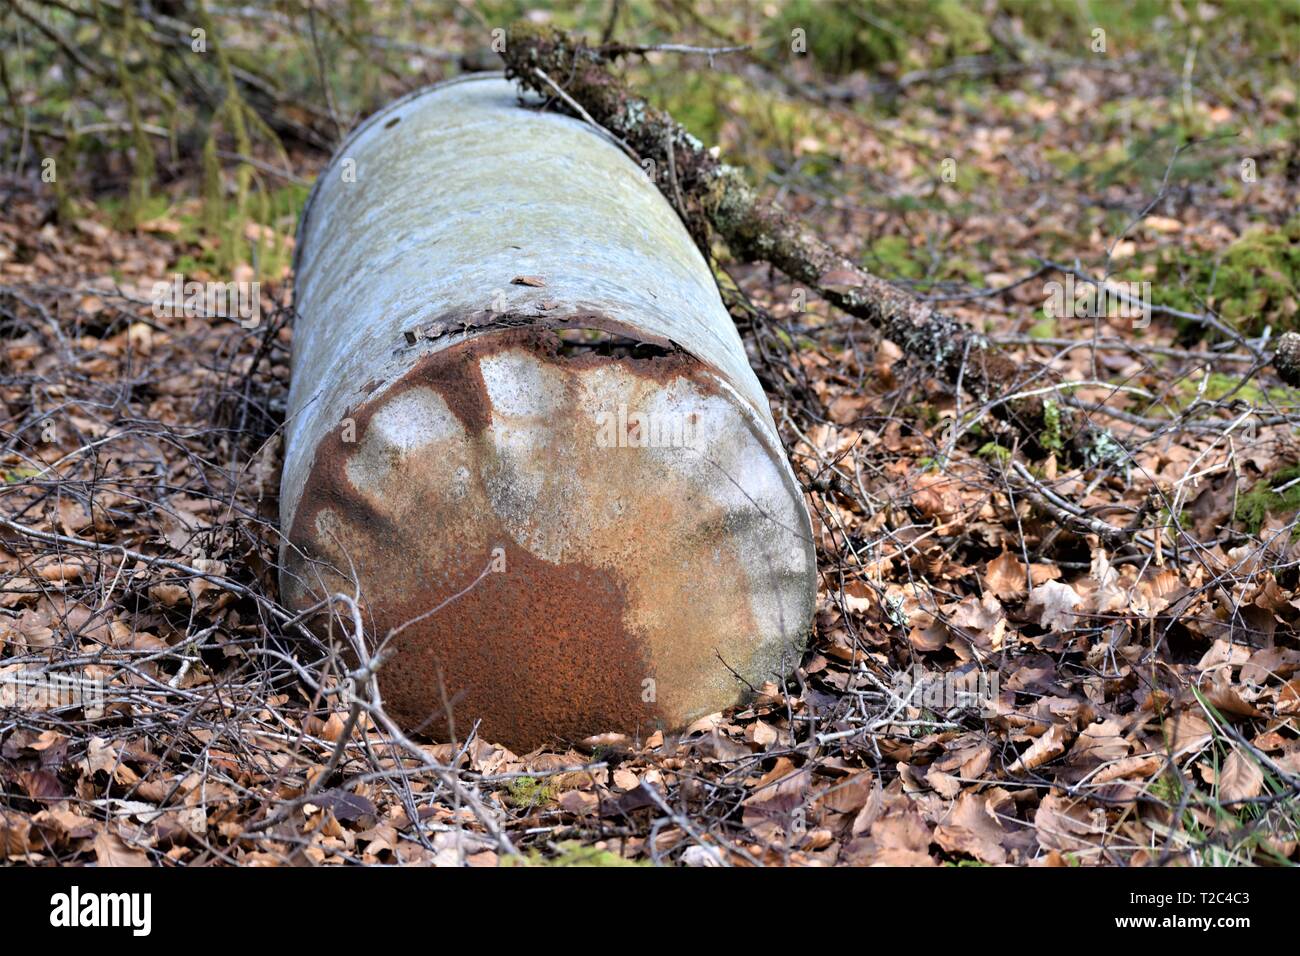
[284,74,816,750]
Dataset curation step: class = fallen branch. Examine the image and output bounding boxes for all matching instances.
[501,23,1111,463]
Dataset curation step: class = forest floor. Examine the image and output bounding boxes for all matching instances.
[2,1,1300,866]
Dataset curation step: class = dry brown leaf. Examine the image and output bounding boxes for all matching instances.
[742,765,809,843]
[818,771,875,815]
[558,789,599,816]
[948,591,1006,650]
[1027,581,1083,632]
[867,806,932,855]
[1009,723,1071,773]
[911,472,965,521]
[1092,754,1163,784]
[32,807,96,842]
[1069,719,1130,766]
[1277,679,1300,717]
[746,720,778,748]
[1200,673,1263,718]
[1217,750,1264,803]
[82,736,123,776]
[0,812,32,858]
[1033,792,1106,855]
[985,550,1029,600]
[148,583,189,607]
[1164,711,1213,756]
[93,830,150,867]
[934,790,1011,865]
[37,562,83,582]
[925,767,963,799]
[907,620,949,652]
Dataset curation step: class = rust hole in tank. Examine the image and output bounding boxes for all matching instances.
[551,327,676,360]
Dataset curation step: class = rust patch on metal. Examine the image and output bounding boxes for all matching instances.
[284,322,765,751]
[378,538,657,746]
[408,337,494,435]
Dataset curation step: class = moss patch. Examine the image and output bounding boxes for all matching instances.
[1040,399,1064,454]
[1143,216,1300,336]
[864,235,925,281]
[1235,462,1300,535]
[502,840,648,867]
[504,775,555,809]
[1174,371,1298,409]
[762,0,991,76]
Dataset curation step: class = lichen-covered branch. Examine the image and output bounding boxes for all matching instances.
[501,22,1106,460]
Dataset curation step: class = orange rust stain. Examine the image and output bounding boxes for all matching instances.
[411,339,493,435]
[378,539,658,747]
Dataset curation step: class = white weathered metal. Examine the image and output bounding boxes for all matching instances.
[283,73,816,750]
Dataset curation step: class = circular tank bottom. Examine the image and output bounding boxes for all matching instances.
[281,328,814,752]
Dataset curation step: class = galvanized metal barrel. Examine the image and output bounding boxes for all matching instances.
[283,73,816,751]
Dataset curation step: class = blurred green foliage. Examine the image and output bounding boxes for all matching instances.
[3,0,1296,290]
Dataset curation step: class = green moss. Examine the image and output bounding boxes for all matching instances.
[502,840,648,867]
[859,237,991,290]
[763,0,991,75]
[1006,0,1299,65]
[1235,462,1300,535]
[863,235,926,281]
[978,442,1011,463]
[1144,216,1300,335]
[646,71,829,178]
[468,0,619,34]
[943,257,986,286]
[759,0,1300,83]
[1148,770,1182,804]
[1174,372,1298,409]
[1040,399,1063,454]
[651,73,727,147]
[98,193,171,231]
[1029,313,1058,340]
[163,182,306,281]
[505,775,555,809]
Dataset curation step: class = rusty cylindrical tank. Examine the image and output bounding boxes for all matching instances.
[283,73,816,751]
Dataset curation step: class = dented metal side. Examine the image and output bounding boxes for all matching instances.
[285,74,816,750]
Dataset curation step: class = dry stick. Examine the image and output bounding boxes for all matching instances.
[253,591,515,856]
[1194,690,1300,790]
[0,514,513,853]
[1008,459,1146,549]
[501,23,1108,461]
